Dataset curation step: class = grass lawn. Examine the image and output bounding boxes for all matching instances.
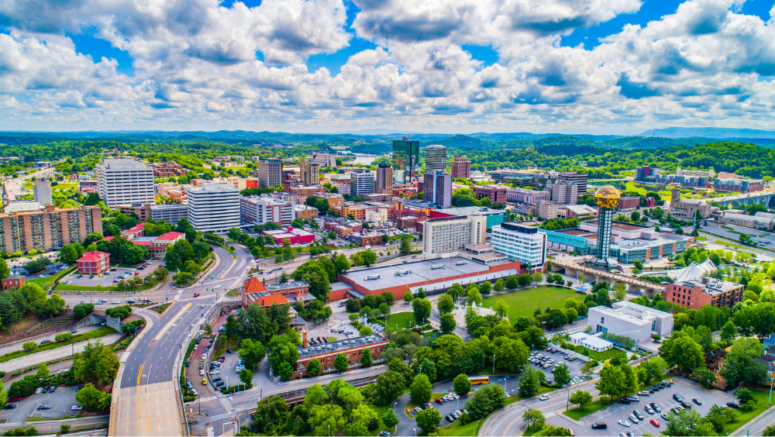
[0,327,118,363]
[28,266,76,290]
[481,286,584,321]
[563,399,613,420]
[370,404,397,436]
[52,183,78,191]
[226,289,240,297]
[438,418,483,436]
[386,312,416,330]
[54,282,157,292]
[695,236,708,241]
[572,346,628,362]
[721,389,771,434]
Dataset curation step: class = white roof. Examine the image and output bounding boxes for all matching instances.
[670,259,716,282]
[5,202,41,213]
[570,332,613,349]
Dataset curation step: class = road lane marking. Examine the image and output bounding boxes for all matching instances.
[153,302,191,342]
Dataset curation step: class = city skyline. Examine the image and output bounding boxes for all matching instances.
[0,0,773,133]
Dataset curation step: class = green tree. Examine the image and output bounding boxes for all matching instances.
[412,298,432,324]
[72,341,120,385]
[493,299,509,318]
[453,374,472,396]
[534,425,572,436]
[553,363,571,385]
[659,331,705,374]
[721,337,768,387]
[663,409,715,436]
[721,320,737,342]
[22,342,36,351]
[360,347,373,367]
[466,384,505,419]
[440,313,456,334]
[240,369,253,385]
[399,237,412,256]
[518,366,540,397]
[522,408,546,431]
[374,370,406,406]
[505,275,519,289]
[612,282,626,301]
[416,408,442,434]
[691,368,718,389]
[494,278,505,292]
[60,424,71,434]
[596,362,626,401]
[334,353,349,373]
[252,396,290,435]
[481,281,492,295]
[75,383,111,412]
[306,358,322,377]
[437,294,454,314]
[569,390,592,409]
[638,357,667,385]
[36,363,49,381]
[410,374,432,405]
[0,258,9,280]
[403,290,413,303]
[382,409,399,429]
[239,339,266,371]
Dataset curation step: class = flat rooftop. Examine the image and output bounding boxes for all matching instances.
[341,256,495,292]
[587,219,650,231]
[559,229,593,236]
[680,279,742,295]
[267,281,308,292]
[298,334,386,358]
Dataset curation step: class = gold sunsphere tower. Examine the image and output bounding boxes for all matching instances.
[594,185,621,269]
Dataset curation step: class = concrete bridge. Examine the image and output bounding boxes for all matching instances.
[550,259,666,298]
[704,189,775,208]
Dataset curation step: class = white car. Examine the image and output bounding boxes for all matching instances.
[203,353,208,359]
[539,394,550,401]
[35,387,43,394]
[113,299,121,304]
[618,420,631,427]
[200,370,204,376]
[629,414,639,424]
[71,405,83,411]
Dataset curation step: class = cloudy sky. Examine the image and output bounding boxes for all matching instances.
[0,0,773,134]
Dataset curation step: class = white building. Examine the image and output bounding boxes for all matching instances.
[240,195,295,227]
[569,332,614,352]
[33,180,52,205]
[150,204,189,225]
[350,171,376,197]
[490,223,546,271]
[588,302,673,344]
[187,183,240,233]
[423,214,486,259]
[95,158,154,207]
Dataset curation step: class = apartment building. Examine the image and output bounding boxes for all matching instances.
[76,251,110,275]
[551,181,577,204]
[95,158,155,207]
[257,159,283,188]
[557,171,588,198]
[300,160,320,185]
[450,155,471,179]
[506,188,550,205]
[422,214,486,259]
[536,201,561,220]
[295,334,388,379]
[376,163,393,194]
[151,161,187,177]
[0,204,103,253]
[294,205,318,220]
[312,193,345,208]
[713,178,764,193]
[240,195,295,227]
[618,196,640,211]
[151,204,189,225]
[187,183,240,233]
[290,185,326,203]
[350,170,376,197]
[490,223,546,271]
[664,278,744,310]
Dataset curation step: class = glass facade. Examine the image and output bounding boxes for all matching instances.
[392,139,420,183]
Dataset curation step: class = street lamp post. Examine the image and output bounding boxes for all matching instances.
[413,428,416,437]
[492,353,496,374]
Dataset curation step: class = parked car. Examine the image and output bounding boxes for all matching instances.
[71,405,83,411]
[37,405,51,410]
[591,423,607,430]
[692,398,703,405]
[650,419,660,427]
[673,394,683,402]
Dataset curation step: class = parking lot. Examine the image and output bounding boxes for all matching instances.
[1,386,80,422]
[185,334,216,398]
[547,377,737,436]
[528,348,589,385]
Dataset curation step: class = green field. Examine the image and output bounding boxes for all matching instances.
[28,266,76,290]
[563,399,612,420]
[0,327,118,363]
[439,418,483,436]
[573,345,627,362]
[721,389,771,434]
[386,312,416,330]
[480,286,584,321]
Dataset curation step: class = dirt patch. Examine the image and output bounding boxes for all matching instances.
[0,310,77,346]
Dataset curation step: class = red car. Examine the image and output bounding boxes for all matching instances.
[8,397,22,402]
[650,419,660,427]
[193,293,200,297]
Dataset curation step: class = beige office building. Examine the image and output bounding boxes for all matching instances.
[0,204,102,253]
[376,163,393,194]
[300,160,320,186]
[422,214,486,259]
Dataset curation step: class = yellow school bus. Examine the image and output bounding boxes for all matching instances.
[468,376,490,385]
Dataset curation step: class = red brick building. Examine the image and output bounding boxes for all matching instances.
[2,276,25,290]
[451,156,471,179]
[663,278,744,310]
[618,196,641,211]
[294,332,388,379]
[241,277,313,308]
[473,185,508,204]
[77,251,110,275]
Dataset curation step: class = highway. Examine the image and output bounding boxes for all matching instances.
[111,245,250,436]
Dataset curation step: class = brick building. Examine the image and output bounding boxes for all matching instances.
[294,333,388,378]
[2,276,25,290]
[350,233,383,247]
[290,185,326,203]
[151,162,187,177]
[77,251,110,275]
[618,196,641,211]
[663,278,744,310]
[472,185,508,204]
[450,156,471,179]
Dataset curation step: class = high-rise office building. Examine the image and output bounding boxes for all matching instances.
[0,204,102,253]
[350,170,376,197]
[187,183,240,233]
[491,223,546,272]
[450,156,471,179]
[240,195,295,226]
[300,160,320,185]
[423,171,452,209]
[376,163,393,194]
[392,138,420,183]
[95,158,154,207]
[257,159,283,188]
[425,145,447,173]
[33,180,52,205]
[558,172,588,198]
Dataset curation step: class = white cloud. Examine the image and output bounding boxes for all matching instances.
[0,0,774,132]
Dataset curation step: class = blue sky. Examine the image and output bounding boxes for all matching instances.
[0,0,774,132]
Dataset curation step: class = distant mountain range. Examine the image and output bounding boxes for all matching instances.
[639,127,775,139]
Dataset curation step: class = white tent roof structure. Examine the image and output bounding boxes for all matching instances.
[670,259,717,282]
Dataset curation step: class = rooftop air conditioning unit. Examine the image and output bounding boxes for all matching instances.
[456,261,468,266]
[365,274,380,280]
[431,264,445,270]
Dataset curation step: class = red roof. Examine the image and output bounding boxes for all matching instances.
[77,251,109,262]
[103,236,114,242]
[155,232,185,242]
[126,223,145,233]
[243,277,267,295]
[132,240,152,246]
[257,294,288,306]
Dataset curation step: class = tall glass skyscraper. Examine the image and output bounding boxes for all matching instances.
[392,137,420,183]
